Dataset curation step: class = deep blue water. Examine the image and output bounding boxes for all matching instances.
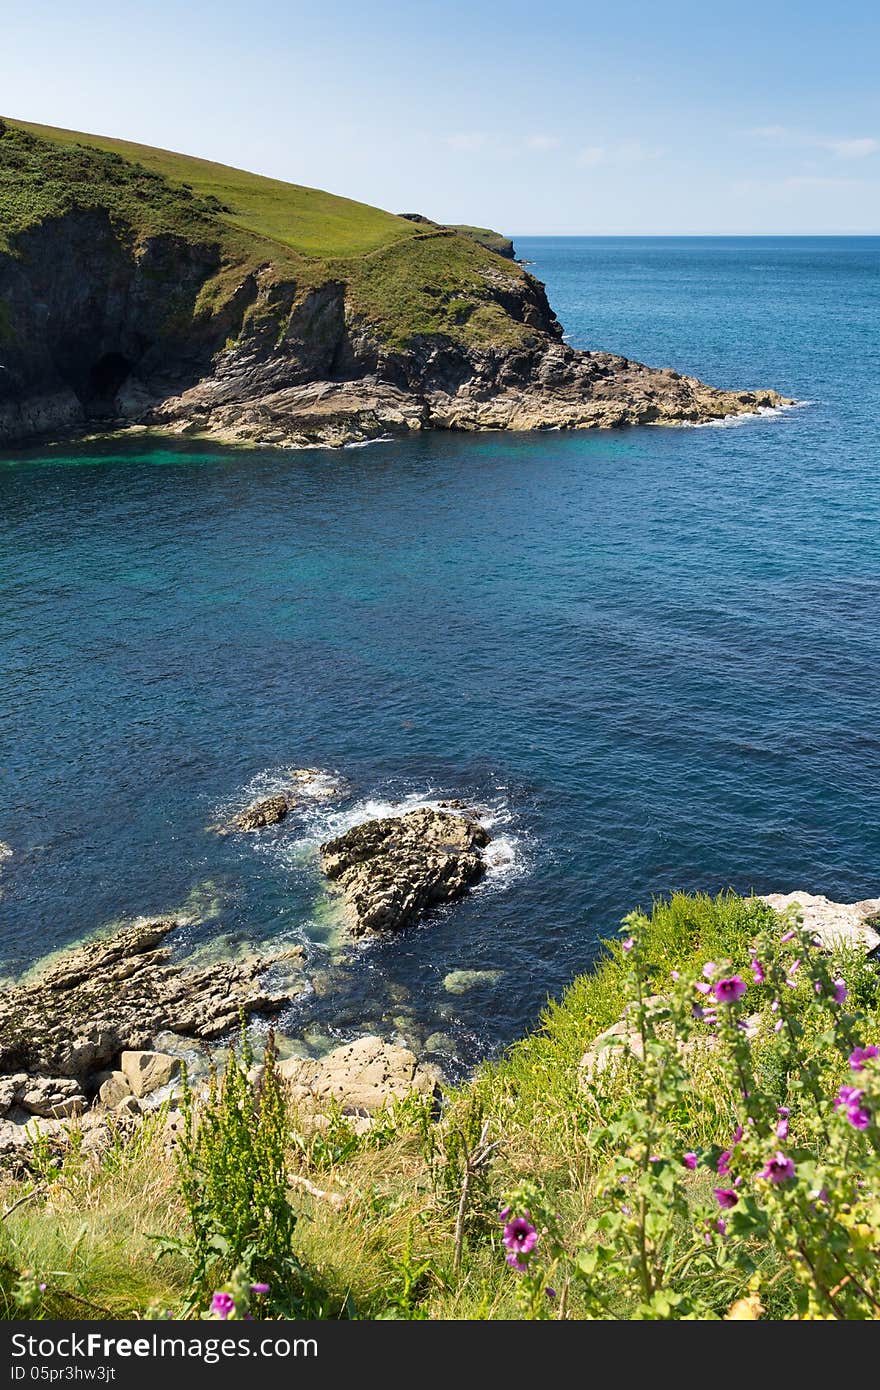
[2,237,879,1068]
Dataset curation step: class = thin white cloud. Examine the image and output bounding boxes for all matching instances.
[576,144,606,167]
[445,132,488,153]
[749,127,879,160]
[819,137,879,159]
[525,134,561,152]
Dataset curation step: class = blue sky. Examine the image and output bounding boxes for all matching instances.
[4,0,879,233]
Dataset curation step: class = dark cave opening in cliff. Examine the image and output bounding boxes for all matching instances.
[85,352,132,411]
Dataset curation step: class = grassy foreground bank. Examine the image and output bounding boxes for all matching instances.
[2,891,878,1320]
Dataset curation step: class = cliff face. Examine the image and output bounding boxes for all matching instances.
[0,121,788,451]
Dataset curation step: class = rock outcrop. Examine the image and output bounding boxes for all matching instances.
[0,918,306,1165]
[759,892,880,955]
[279,1035,440,1120]
[220,769,343,833]
[320,807,490,935]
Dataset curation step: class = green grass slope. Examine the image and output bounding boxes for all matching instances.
[0,118,532,353]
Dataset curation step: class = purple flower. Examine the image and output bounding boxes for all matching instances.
[760,1151,795,1184]
[714,1187,739,1209]
[703,962,717,978]
[780,929,796,943]
[498,1206,511,1222]
[503,1217,538,1257]
[716,1219,727,1237]
[849,1045,879,1072]
[38,1283,47,1293]
[545,1287,557,1300]
[506,1253,527,1273]
[776,1107,790,1140]
[210,1292,235,1320]
[694,981,712,995]
[621,937,634,953]
[731,1125,744,1145]
[670,970,680,981]
[713,976,747,1004]
[250,1283,269,1295]
[751,957,765,984]
[717,1149,733,1176]
[773,1019,784,1032]
[835,1085,871,1130]
[683,1152,698,1170]
[832,979,847,1004]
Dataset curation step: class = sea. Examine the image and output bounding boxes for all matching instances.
[2,236,878,1071]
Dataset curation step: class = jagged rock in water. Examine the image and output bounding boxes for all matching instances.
[320,807,490,935]
[230,794,290,831]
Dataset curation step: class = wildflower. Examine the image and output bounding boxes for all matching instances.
[620,1203,631,1216]
[506,1253,528,1273]
[770,999,779,1012]
[703,962,717,977]
[502,1217,538,1258]
[498,1206,511,1222]
[835,1086,871,1131]
[545,1287,557,1300]
[849,1045,879,1072]
[716,1219,727,1237]
[731,1125,744,1145]
[670,970,680,981]
[713,976,747,1004]
[780,929,796,943]
[832,979,847,1004]
[621,937,634,953]
[776,1107,790,1140]
[210,1292,235,1320]
[683,1152,698,1170]
[714,1188,739,1209]
[788,958,801,974]
[717,1150,733,1176]
[773,1019,784,1032]
[250,1283,270,1295]
[750,956,765,984]
[760,1152,795,1184]
[695,981,712,995]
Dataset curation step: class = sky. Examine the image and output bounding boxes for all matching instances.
[2,0,879,234]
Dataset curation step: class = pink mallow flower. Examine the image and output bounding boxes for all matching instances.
[210,1292,235,1320]
[776,1107,790,1140]
[713,976,747,1004]
[751,957,765,984]
[832,979,847,1004]
[834,1085,870,1131]
[503,1217,538,1259]
[714,1188,739,1209]
[683,1152,698,1170]
[760,1151,796,1184]
[621,937,634,953]
[849,1045,879,1072]
[717,1150,733,1176]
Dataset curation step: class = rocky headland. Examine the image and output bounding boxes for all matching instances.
[0,120,790,452]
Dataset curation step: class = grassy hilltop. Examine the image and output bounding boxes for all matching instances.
[0,118,533,350]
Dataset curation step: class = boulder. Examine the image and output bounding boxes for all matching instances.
[320,807,490,936]
[120,1050,180,1098]
[760,892,880,955]
[279,1035,440,1115]
[19,1077,85,1119]
[98,1071,133,1108]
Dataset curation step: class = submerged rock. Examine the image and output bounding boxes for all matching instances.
[221,769,344,833]
[442,968,503,994]
[320,806,490,936]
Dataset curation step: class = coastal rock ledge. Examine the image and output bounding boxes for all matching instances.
[320,807,490,936]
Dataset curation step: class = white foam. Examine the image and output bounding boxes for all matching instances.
[685,399,815,430]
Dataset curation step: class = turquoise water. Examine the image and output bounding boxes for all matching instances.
[2,237,879,1067]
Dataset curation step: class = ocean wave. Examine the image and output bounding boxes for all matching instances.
[685,399,815,429]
